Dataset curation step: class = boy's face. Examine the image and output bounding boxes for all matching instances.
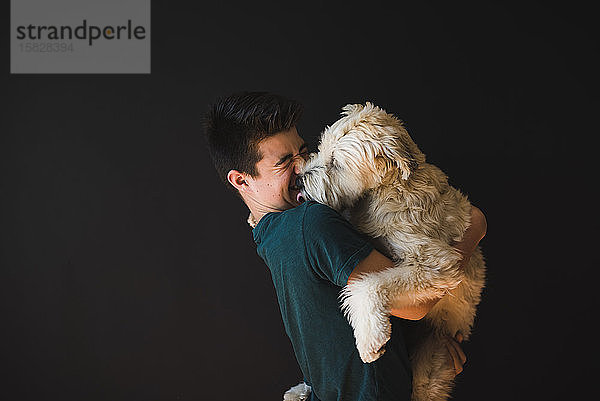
[246,126,309,212]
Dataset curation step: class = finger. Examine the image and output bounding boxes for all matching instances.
[445,341,463,375]
[448,337,467,365]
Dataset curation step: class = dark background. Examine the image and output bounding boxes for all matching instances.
[1,1,598,400]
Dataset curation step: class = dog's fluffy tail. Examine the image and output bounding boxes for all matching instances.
[283,382,311,401]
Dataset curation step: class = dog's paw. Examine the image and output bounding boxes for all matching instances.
[354,317,392,363]
[340,275,393,363]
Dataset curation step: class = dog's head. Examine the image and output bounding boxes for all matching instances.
[297,102,425,211]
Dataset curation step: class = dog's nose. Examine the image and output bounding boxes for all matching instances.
[295,176,304,189]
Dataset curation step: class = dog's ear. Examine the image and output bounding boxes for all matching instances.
[343,102,421,181]
[375,136,418,180]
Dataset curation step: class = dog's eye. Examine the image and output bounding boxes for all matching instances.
[327,156,337,169]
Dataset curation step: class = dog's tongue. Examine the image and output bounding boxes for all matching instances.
[297,191,305,204]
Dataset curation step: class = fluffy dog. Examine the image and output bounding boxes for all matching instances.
[286,103,487,401]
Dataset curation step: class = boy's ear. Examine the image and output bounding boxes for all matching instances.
[227,169,249,191]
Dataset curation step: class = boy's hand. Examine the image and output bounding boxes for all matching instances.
[445,332,467,376]
[453,206,487,271]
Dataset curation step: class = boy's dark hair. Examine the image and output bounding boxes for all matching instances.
[203,91,304,195]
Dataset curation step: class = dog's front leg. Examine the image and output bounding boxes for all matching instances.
[340,271,393,363]
[340,247,464,363]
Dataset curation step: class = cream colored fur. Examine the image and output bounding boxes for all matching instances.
[283,382,312,401]
[290,103,487,401]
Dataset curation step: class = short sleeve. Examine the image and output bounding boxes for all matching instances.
[303,202,374,287]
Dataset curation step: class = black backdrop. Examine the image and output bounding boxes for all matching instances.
[1,1,598,400]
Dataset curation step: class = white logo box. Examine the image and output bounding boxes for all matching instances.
[11,0,151,74]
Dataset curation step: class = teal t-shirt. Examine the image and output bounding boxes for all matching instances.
[253,200,412,401]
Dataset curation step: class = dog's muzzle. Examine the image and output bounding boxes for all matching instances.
[295,176,307,203]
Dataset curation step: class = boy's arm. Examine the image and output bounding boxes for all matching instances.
[347,206,487,320]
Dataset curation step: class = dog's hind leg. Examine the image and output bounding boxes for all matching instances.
[410,335,456,401]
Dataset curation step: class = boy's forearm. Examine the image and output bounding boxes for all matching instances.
[390,297,441,320]
[454,206,487,261]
